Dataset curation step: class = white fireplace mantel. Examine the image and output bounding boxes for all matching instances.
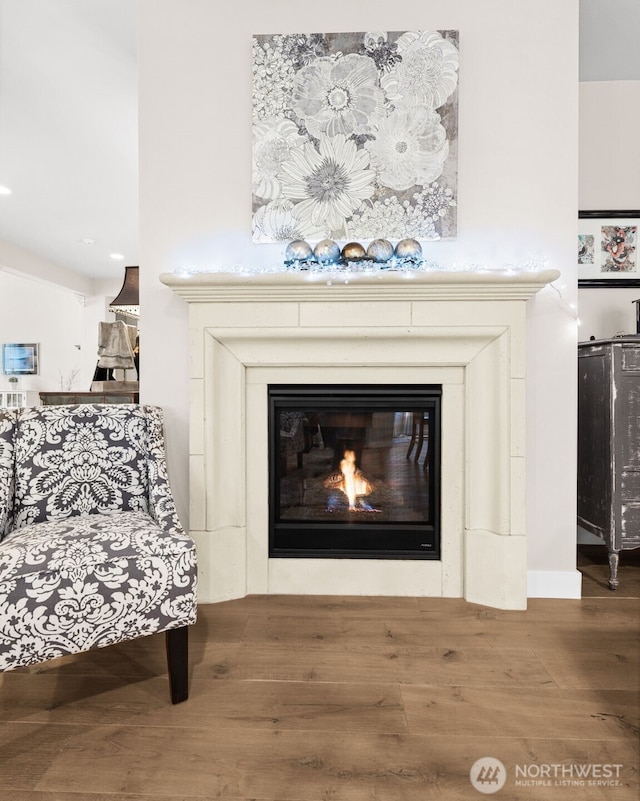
[162,269,560,610]
[162,268,559,302]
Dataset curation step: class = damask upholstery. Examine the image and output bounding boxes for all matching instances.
[0,404,197,703]
[0,408,15,536]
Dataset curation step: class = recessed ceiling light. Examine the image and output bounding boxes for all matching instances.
[0,185,12,195]
[110,253,125,260]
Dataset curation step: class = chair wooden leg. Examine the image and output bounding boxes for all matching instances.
[165,626,189,704]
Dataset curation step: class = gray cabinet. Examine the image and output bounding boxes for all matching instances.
[578,336,640,589]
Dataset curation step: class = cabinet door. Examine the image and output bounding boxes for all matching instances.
[618,345,640,545]
[40,394,73,405]
[577,348,612,535]
[3,391,26,408]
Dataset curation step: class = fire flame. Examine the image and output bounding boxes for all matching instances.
[324,449,374,511]
[341,450,358,509]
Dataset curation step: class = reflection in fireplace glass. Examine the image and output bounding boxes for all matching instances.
[269,385,441,559]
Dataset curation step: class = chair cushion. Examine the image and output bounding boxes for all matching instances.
[13,405,150,530]
[0,510,197,670]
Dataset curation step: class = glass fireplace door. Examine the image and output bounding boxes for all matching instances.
[268,385,441,559]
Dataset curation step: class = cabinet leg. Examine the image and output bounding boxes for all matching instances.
[608,550,620,591]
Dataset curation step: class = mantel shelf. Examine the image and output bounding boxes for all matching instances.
[160,269,560,303]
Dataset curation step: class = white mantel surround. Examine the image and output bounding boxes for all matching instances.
[162,268,559,610]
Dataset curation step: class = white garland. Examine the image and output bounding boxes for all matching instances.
[172,255,551,278]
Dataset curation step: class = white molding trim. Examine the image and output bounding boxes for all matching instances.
[527,570,582,599]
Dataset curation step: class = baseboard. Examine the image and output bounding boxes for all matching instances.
[527,569,582,599]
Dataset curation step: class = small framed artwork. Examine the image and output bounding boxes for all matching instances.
[578,210,640,287]
[2,343,39,375]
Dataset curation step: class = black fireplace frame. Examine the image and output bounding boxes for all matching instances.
[268,384,441,560]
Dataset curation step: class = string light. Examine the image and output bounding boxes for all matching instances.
[172,255,552,278]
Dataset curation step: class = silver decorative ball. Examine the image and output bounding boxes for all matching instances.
[314,239,341,264]
[285,239,313,262]
[395,238,423,260]
[341,241,366,262]
[366,238,394,263]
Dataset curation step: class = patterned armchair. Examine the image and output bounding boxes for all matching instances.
[0,404,197,703]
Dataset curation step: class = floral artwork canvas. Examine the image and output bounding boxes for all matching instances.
[577,234,595,264]
[252,30,459,244]
[601,225,637,272]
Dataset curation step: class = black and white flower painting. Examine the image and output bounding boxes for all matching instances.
[252,30,459,244]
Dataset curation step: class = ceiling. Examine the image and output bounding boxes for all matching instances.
[0,0,638,282]
[0,0,137,280]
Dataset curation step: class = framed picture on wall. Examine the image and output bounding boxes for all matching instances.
[578,210,640,287]
[2,343,39,375]
[251,30,460,244]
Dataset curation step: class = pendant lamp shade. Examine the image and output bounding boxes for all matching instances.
[109,265,139,318]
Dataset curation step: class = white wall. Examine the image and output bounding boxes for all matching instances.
[578,286,638,340]
[579,81,640,210]
[0,267,123,395]
[138,0,580,596]
[0,271,87,393]
[577,80,640,342]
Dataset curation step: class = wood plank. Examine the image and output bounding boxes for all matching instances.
[214,593,422,617]
[1,794,221,801]
[401,685,640,739]
[199,642,558,687]
[415,596,640,624]
[377,613,640,650]
[242,613,388,646]
[535,647,640,690]
[0,675,407,733]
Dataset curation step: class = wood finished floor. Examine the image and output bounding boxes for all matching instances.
[0,546,638,800]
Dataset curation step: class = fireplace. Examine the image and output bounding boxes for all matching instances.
[161,268,559,609]
[269,384,441,559]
